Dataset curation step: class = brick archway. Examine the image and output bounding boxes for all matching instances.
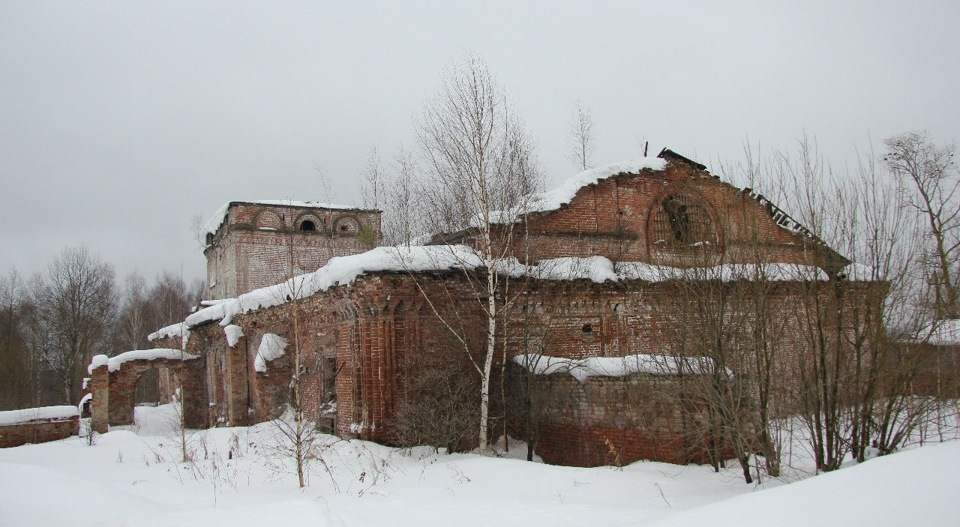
[89,351,206,433]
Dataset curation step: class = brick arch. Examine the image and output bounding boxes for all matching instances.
[294,212,323,233]
[332,215,360,237]
[646,189,723,259]
[254,210,284,230]
[90,356,206,433]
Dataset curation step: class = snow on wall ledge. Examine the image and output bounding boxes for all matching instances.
[87,349,201,374]
[182,245,836,329]
[254,334,287,373]
[0,406,79,427]
[224,325,244,347]
[513,353,723,384]
[147,322,188,343]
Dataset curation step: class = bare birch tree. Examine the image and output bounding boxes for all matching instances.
[360,146,383,210]
[414,52,541,452]
[567,101,595,171]
[382,145,420,246]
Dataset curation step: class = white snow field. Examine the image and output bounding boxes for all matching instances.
[0,404,957,527]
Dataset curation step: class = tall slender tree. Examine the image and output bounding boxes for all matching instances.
[414,52,541,452]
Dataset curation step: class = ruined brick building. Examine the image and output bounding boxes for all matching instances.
[88,149,881,467]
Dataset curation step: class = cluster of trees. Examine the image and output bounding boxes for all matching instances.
[0,247,204,410]
[658,133,959,482]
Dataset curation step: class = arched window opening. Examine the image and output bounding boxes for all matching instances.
[334,217,360,236]
[651,194,716,249]
[300,220,316,232]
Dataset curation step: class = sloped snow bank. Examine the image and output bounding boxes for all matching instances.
[648,440,960,527]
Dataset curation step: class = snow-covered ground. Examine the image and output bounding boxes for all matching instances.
[0,404,958,527]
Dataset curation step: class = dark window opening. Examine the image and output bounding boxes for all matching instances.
[339,224,349,232]
[300,220,316,232]
[663,198,690,243]
[652,193,715,249]
[582,323,593,334]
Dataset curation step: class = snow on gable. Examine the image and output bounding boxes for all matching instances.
[525,158,666,214]
[254,334,288,373]
[513,353,721,384]
[87,349,201,374]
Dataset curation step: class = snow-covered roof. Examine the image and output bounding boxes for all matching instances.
[203,200,369,236]
[182,245,832,329]
[525,158,666,215]
[87,349,201,374]
[0,405,79,426]
[513,353,723,384]
[185,245,482,328]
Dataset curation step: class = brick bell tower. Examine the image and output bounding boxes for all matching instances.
[203,200,382,299]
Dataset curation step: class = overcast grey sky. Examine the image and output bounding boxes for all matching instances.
[2,1,958,285]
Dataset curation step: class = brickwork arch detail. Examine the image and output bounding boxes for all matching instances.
[255,210,284,230]
[295,212,323,233]
[646,189,723,258]
[333,215,360,237]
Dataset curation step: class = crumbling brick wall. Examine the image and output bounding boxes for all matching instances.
[0,410,78,448]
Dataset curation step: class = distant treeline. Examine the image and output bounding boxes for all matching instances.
[0,246,204,410]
